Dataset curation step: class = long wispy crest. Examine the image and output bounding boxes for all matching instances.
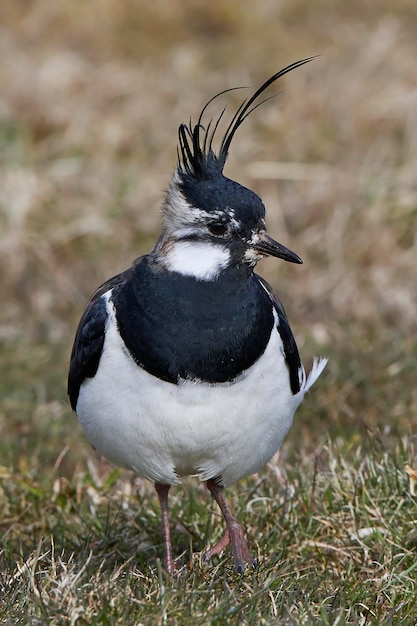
[177,57,316,179]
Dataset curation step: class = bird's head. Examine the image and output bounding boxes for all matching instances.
[154,59,314,281]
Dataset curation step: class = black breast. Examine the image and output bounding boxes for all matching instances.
[112,257,274,384]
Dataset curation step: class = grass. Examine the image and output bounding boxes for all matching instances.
[1,0,417,623]
[2,437,417,624]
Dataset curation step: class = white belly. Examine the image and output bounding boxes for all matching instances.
[76,298,305,486]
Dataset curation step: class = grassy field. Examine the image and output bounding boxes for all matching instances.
[1,1,417,623]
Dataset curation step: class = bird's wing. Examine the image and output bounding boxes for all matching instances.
[67,266,134,410]
[257,275,302,395]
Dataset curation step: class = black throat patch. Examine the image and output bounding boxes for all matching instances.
[112,256,275,384]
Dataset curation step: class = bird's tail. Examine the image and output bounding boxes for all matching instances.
[299,356,328,393]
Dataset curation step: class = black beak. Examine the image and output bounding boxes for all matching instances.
[251,230,302,264]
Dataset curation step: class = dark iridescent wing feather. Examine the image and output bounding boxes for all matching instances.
[68,266,134,410]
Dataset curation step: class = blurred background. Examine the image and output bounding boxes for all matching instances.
[1,0,416,475]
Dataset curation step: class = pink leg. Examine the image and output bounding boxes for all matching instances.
[205,479,256,573]
[154,482,176,575]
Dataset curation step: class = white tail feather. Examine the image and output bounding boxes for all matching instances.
[299,356,328,394]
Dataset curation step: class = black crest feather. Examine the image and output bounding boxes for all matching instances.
[177,57,316,180]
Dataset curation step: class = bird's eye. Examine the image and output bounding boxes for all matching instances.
[208,222,227,237]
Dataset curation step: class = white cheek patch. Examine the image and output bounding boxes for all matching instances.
[165,241,230,281]
[244,248,263,264]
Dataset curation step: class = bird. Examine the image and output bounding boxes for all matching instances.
[68,57,327,575]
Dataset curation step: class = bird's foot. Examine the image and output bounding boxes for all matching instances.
[203,523,257,573]
[155,482,181,577]
[164,550,179,577]
[167,560,184,579]
[228,519,257,573]
[205,478,257,573]
[203,529,230,561]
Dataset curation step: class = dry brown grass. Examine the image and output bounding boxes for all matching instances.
[2,1,416,329]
